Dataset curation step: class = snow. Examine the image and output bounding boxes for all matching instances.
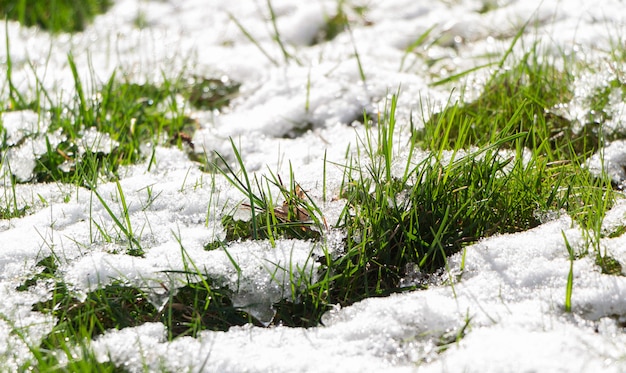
[2,0,626,371]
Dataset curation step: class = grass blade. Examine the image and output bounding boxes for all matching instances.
[4,19,25,108]
[228,13,279,67]
[562,230,575,313]
[91,182,143,256]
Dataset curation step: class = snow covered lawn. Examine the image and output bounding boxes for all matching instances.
[2,0,626,371]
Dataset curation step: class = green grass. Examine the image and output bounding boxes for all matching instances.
[206,39,619,322]
[91,180,144,256]
[213,141,327,245]
[0,173,28,219]
[311,1,370,45]
[210,87,613,324]
[421,44,589,160]
[1,55,239,187]
[16,255,58,291]
[33,282,158,347]
[2,3,626,371]
[0,0,112,33]
[17,255,257,369]
[160,279,258,339]
[563,231,575,312]
[318,95,610,308]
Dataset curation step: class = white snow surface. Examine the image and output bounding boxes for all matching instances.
[1,0,626,371]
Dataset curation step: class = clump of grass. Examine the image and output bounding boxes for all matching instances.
[210,142,333,326]
[22,254,155,353]
[161,279,257,339]
[2,55,239,186]
[206,209,322,250]
[24,257,257,365]
[0,173,28,219]
[213,140,326,245]
[0,0,112,33]
[16,255,57,291]
[185,75,240,111]
[24,279,159,371]
[319,40,616,307]
[33,68,192,184]
[33,281,158,348]
[326,107,573,303]
[163,239,264,336]
[420,44,595,161]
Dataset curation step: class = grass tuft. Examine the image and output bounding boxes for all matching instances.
[2,63,239,186]
[2,4,626,369]
[421,44,593,161]
[33,282,158,348]
[0,0,112,33]
[16,255,58,291]
[330,126,567,303]
[214,141,326,245]
[161,279,257,339]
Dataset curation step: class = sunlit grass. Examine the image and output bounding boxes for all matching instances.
[1,2,626,371]
[1,56,239,188]
[0,0,112,33]
[211,46,617,320]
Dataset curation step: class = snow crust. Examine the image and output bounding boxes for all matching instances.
[1,0,626,371]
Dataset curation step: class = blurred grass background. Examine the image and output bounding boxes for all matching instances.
[0,0,111,33]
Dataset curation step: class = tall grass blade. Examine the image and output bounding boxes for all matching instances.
[67,53,92,125]
[399,24,437,72]
[228,13,279,67]
[226,138,259,238]
[91,183,143,255]
[347,24,366,83]
[266,0,299,65]
[4,20,25,108]
[562,230,575,313]
[430,62,496,87]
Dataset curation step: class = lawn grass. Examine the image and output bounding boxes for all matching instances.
[213,145,326,244]
[1,3,625,371]
[0,173,27,219]
[0,0,112,33]
[421,44,599,161]
[1,54,239,187]
[209,47,618,323]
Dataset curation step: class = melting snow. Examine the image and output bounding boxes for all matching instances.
[1,0,626,371]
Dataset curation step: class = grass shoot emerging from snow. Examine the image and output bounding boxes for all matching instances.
[214,144,326,244]
[1,3,625,371]
[1,52,240,188]
[213,44,617,321]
